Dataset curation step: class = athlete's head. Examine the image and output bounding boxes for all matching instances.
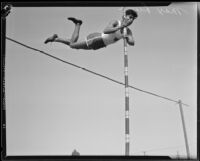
[125,9,138,19]
[122,9,137,26]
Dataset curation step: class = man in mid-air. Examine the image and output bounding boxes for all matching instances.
[44,9,138,50]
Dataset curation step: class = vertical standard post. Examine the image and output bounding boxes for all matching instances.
[2,15,7,159]
[178,100,190,159]
[123,7,130,156]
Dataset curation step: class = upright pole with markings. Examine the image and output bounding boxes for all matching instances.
[178,100,190,159]
[123,7,130,156]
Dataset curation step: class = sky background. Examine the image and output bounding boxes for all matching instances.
[5,2,197,158]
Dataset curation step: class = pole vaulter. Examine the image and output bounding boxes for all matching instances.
[44,9,138,155]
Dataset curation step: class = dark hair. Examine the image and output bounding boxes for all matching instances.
[125,9,138,18]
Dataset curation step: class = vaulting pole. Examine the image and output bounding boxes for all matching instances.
[178,100,190,159]
[123,7,130,156]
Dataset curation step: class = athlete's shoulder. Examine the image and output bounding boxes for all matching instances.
[108,19,120,27]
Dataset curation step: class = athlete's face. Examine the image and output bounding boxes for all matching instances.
[126,14,135,21]
[123,14,134,26]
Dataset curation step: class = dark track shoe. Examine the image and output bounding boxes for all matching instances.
[68,17,83,25]
[44,34,58,44]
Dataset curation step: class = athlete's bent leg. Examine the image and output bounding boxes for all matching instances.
[68,17,82,43]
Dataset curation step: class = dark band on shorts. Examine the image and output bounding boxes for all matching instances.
[86,33,106,50]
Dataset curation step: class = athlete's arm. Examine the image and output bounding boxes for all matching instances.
[103,18,133,34]
[103,20,120,34]
[103,19,130,34]
[125,28,135,46]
